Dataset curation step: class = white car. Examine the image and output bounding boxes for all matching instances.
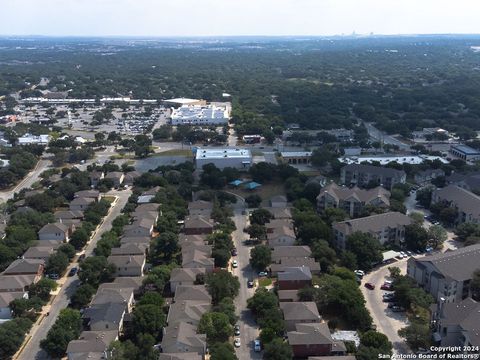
[354,270,365,277]
[234,338,241,347]
[232,260,238,268]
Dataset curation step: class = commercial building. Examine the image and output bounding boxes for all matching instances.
[317,183,390,218]
[163,98,206,107]
[195,148,252,170]
[170,104,230,125]
[332,212,412,249]
[280,151,312,165]
[450,144,480,161]
[17,133,50,145]
[340,164,406,190]
[432,185,480,224]
[407,244,480,303]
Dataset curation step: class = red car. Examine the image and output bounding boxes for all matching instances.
[364,282,375,290]
[381,283,394,291]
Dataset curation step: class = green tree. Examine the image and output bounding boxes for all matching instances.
[250,245,272,271]
[198,312,233,343]
[70,227,90,250]
[206,270,240,304]
[209,342,237,360]
[45,252,69,276]
[346,232,383,270]
[138,292,165,307]
[263,338,293,360]
[57,243,76,260]
[247,288,278,318]
[132,304,166,340]
[246,223,267,240]
[70,283,96,308]
[28,278,57,302]
[154,231,179,261]
[360,330,392,355]
[250,208,273,225]
[405,224,429,251]
[40,308,82,358]
[0,317,33,359]
[213,297,238,325]
[79,256,115,287]
[398,321,431,350]
[245,194,262,208]
[455,222,480,241]
[428,225,447,249]
[470,269,480,301]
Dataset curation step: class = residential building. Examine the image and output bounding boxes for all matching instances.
[270,257,321,275]
[22,246,55,261]
[447,171,480,192]
[170,104,230,125]
[265,207,292,219]
[66,330,118,360]
[3,258,44,276]
[74,190,101,201]
[414,169,445,185]
[123,171,141,186]
[450,144,480,161]
[333,212,412,249]
[183,216,214,235]
[269,195,288,208]
[340,164,406,190]
[170,268,206,293]
[0,274,39,293]
[123,218,155,238]
[166,300,211,327]
[188,200,213,217]
[89,171,104,187]
[316,183,390,217]
[69,197,95,211]
[280,301,322,331]
[174,285,212,303]
[161,322,207,355]
[431,297,480,348]
[432,185,480,224]
[159,354,203,360]
[178,234,208,247]
[120,236,151,246]
[181,249,214,273]
[107,255,146,277]
[272,246,312,263]
[287,323,346,358]
[137,186,161,204]
[0,292,28,320]
[267,226,296,247]
[407,244,480,303]
[54,210,84,223]
[105,172,125,187]
[110,243,148,256]
[278,266,312,290]
[265,219,293,234]
[38,222,71,242]
[278,290,300,303]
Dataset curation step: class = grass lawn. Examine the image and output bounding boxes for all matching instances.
[151,149,192,157]
[258,278,272,287]
[102,196,116,204]
[230,182,285,202]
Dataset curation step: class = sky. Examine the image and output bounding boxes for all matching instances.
[1,0,480,37]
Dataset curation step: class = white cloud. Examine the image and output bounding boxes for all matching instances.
[0,0,479,36]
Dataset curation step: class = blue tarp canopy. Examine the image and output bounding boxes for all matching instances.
[229,179,244,186]
[245,181,262,190]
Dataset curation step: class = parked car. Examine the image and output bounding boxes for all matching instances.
[78,254,86,262]
[247,279,254,288]
[48,273,59,280]
[234,338,241,348]
[258,271,268,277]
[232,260,238,268]
[364,282,375,290]
[231,248,238,256]
[381,283,393,291]
[354,270,365,278]
[234,325,240,336]
[254,339,261,352]
[391,305,405,312]
[68,267,78,277]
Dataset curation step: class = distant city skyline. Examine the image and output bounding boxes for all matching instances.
[1,0,480,37]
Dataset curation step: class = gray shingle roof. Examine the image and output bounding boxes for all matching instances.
[161,322,206,354]
[278,266,312,281]
[170,268,206,283]
[280,301,321,321]
[174,285,212,302]
[272,246,312,262]
[333,211,411,236]
[415,244,480,282]
[318,183,390,205]
[287,323,334,346]
[166,300,211,326]
[342,163,406,178]
[3,258,44,275]
[38,222,68,234]
[433,185,480,218]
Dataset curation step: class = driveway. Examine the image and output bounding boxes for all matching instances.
[231,208,262,360]
[16,189,132,360]
[361,258,412,355]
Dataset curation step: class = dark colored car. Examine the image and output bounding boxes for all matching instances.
[234,325,240,336]
[364,282,375,290]
[68,267,78,277]
[231,248,238,256]
[381,283,394,291]
[247,279,254,288]
[78,254,86,262]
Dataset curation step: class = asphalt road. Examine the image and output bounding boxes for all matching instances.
[231,208,262,360]
[16,189,132,360]
[0,158,52,203]
[361,258,412,355]
[364,122,410,151]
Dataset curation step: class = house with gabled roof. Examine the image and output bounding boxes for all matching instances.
[183,216,214,235]
[272,246,312,263]
[174,285,212,303]
[287,323,346,358]
[280,301,322,331]
[278,266,312,290]
[161,322,207,355]
[170,268,206,293]
[107,255,146,277]
[166,300,211,327]
[70,197,96,211]
[38,222,71,241]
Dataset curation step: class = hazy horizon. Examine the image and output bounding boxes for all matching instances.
[1,0,480,37]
